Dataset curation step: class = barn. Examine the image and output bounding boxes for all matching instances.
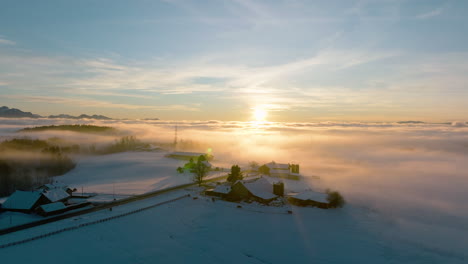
[229,177,278,204]
[1,190,51,213]
[288,190,330,209]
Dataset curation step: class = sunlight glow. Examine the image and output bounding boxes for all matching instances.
[253,108,268,122]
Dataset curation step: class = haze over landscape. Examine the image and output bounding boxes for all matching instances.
[1,1,468,263]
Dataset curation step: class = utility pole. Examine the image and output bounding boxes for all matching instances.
[174,125,178,151]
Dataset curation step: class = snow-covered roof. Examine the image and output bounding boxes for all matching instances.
[202,160,212,167]
[265,162,289,170]
[38,183,71,191]
[270,169,291,175]
[243,177,277,200]
[38,202,66,213]
[292,191,328,203]
[42,188,70,202]
[2,191,44,210]
[213,184,231,194]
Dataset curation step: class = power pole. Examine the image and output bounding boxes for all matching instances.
[174,125,178,150]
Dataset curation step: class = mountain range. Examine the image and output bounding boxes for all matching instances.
[0,106,112,120]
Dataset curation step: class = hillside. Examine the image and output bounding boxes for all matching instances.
[18,124,117,134]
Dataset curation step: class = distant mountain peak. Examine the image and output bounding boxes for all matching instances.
[49,114,112,120]
[0,106,42,118]
[0,106,113,120]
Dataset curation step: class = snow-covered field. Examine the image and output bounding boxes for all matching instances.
[57,151,224,195]
[1,119,468,263]
[1,188,464,264]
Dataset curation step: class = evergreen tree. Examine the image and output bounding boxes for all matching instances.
[227,165,243,183]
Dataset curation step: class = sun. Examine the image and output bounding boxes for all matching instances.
[253,108,267,122]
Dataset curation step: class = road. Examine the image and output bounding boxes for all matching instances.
[0,174,228,236]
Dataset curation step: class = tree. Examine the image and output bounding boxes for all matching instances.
[248,161,259,172]
[0,160,12,196]
[176,167,184,173]
[258,164,270,175]
[227,165,243,183]
[192,156,210,186]
[326,190,345,208]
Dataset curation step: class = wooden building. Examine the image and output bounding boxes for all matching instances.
[287,190,330,209]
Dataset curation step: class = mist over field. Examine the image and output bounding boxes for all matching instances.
[1,118,467,259]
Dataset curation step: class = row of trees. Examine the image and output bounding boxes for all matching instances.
[0,138,76,196]
[19,124,116,133]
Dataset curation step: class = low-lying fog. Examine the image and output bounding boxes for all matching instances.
[1,118,467,259]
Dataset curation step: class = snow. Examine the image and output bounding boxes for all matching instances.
[1,189,465,264]
[243,177,277,200]
[55,152,223,195]
[42,189,69,203]
[292,190,328,203]
[212,184,231,194]
[0,212,43,229]
[38,202,66,213]
[1,191,43,210]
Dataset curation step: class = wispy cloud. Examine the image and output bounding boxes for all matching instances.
[415,7,444,20]
[0,36,15,45]
[3,95,200,112]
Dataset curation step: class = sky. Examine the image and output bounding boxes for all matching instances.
[0,0,467,122]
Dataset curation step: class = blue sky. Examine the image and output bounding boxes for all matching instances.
[0,0,467,121]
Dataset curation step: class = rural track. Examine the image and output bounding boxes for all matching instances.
[0,175,228,236]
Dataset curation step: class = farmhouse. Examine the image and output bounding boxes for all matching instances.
[264,161,301,180]
[1,190,50,213]
[288,190,330,209]
[1,184,74,214]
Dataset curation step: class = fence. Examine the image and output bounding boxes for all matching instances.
[0,194,189,249]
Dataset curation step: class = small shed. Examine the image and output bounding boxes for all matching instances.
[36,201,91,217]
[205,184,231,198]
[288,190,330,209]
[36,202,67,216]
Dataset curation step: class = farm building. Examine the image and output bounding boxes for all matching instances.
[38,183,75,195]
[1,190,51,213]
[205,184,231,199]
[263,161,301,180]
[205,177,279,204]
[1,184,73,214]
[36,202,67,216]
[288,190,330,209]
[35,201,91,217]
[42,188,70,203]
